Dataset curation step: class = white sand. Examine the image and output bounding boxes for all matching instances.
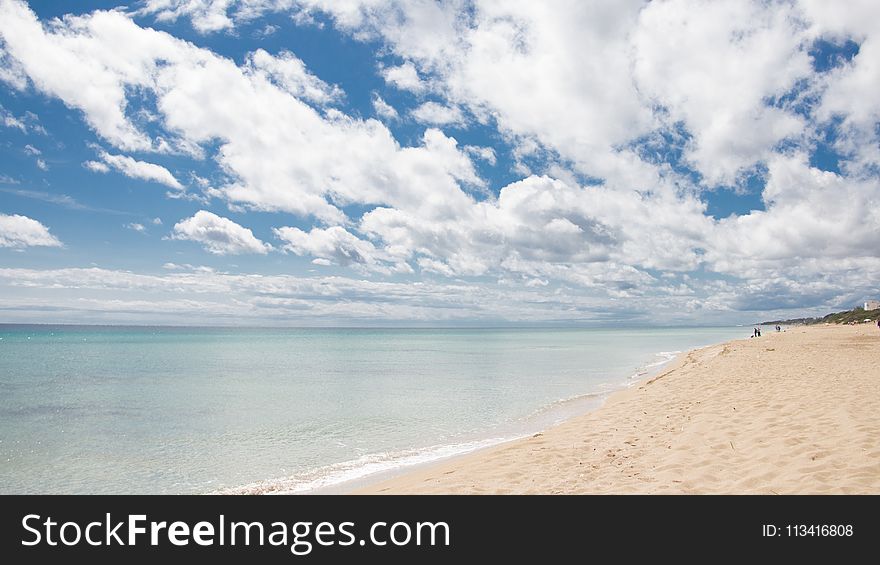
[358,324,880,494]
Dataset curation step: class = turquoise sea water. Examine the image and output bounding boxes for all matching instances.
[0,325,746,494]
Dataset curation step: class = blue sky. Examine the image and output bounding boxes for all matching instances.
[0,0,878,325]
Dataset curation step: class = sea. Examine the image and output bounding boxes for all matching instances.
[0,325,748,494]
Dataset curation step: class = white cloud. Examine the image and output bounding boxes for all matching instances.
[83,160,110,173]
[140,0,322,35]
[632,0,811,185]
[171,210,271,255]
[0,212,62,248]
[371,93,398,120]
[358,174,711,279]
[23,143,40,155]
[1,105,26,131]
[152,217,163,225]
[35,158,47,171]
[0,47,29,90]
[0,1,156,150]
[410,101,464,126]
[1,263,876,325]
[255,23,279,37]
[804,1,880,176]
[140,0,237,33]
[464,145,496,165]
[709,153,880,275]
[381,61,425,93]
[246,48,342,105]
[0,3,485,223]
[125,222,146,232]
[91,151,183,189]
[162,262,215,272]
[4,0,880,321]
[129,0,877,191]
[360,1,659,184]
[274,225,410,273]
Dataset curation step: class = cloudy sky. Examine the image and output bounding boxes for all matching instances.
[0,0,878,326]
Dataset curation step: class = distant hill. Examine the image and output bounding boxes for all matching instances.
[760,316,820,326]
[817,307,880,325]
[761,306,880,326]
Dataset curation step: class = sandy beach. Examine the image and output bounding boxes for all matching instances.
[358,324,880,494]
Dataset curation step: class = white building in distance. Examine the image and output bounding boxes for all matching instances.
[865,300,880,311]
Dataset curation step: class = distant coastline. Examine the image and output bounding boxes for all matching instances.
[760,305,880,326]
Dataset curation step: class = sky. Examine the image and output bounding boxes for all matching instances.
[0,0,878,326]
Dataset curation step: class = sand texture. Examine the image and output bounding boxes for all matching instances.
[358,325,880,494]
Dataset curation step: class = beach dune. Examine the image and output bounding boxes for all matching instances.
[359,325,880,494]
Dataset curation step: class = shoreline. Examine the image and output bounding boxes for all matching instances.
[341,343,696,494]
[314,349,684,494]
[219,346,689,495]
[355,324,880,494]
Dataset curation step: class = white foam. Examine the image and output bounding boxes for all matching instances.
[212,436,517,495]
[628,350,680,380]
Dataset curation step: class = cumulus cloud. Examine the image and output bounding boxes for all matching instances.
[0,47,29,90]
[125,222,146,232]
[83,160,110,173]
[464,145,496,165]
[0,212,62,248]
[246,48,343,105]
[0,3,487,224]
[371,93,398,120]
[632,0,811,185]
[3,0,880,321]
[86,150,183,189]
[803,1,880,176]
[274,225,410,273]
[139,0,238,33]
[270,1,878,285]
[381,61,426,93]
[0,1,156,150]
[365,1,659,183]
[357,174,711,280]
[171,210,271,255]
[410,101,464,126]
[709,153,880,275]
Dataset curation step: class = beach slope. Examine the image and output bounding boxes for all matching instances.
[358,325,880,494]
